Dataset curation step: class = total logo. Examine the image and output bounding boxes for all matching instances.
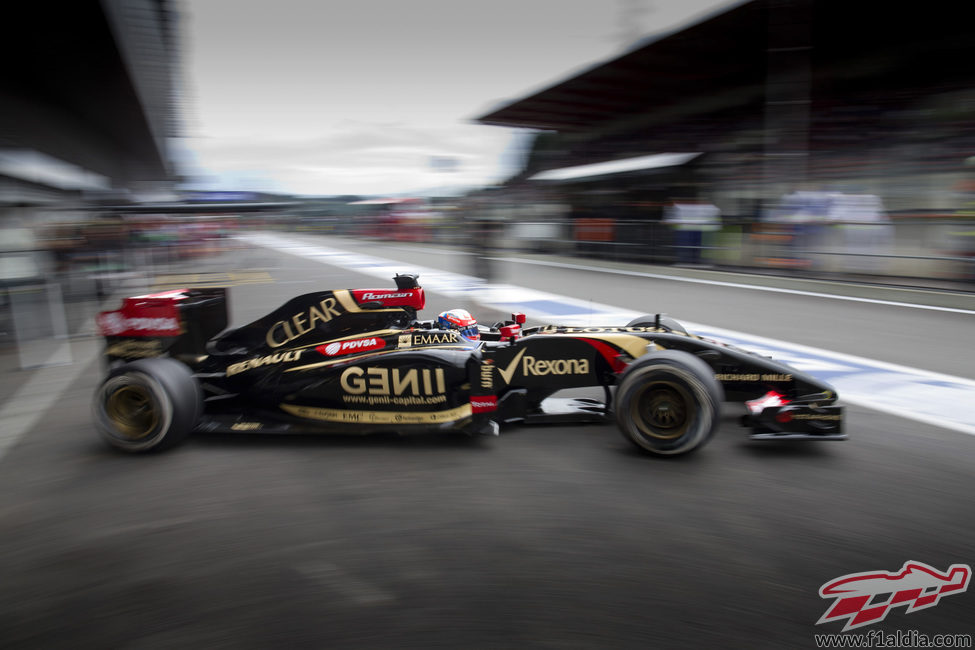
[97,312,181,336]
[470,396,498,413]
[316,337,386,357]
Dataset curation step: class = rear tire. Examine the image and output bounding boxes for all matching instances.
[93,358,202,453]
[614,350,722,455]
[626,314,687,334]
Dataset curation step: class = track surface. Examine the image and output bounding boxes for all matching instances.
[1,235,972,649]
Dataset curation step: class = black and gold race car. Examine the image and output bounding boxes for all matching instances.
[92,274,844,456]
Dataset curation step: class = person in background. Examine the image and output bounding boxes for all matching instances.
[664,199,721,265]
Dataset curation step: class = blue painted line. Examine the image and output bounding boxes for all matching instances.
[685,324,975,435]
[506,300,600,316]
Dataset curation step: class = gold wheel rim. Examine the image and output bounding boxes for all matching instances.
[630,380,692,440]
[105,384,159,439]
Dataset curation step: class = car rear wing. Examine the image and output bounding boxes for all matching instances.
[97,288,229,363]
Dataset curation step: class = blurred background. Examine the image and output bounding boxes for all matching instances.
[1,0,974,360]
[3,3,975,646]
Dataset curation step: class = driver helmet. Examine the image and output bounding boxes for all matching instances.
[437,308,479,341]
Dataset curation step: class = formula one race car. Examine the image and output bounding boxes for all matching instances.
[92,274,844,456]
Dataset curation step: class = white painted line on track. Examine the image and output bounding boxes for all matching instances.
[490,256,975,315]
[239,232,975,437]
[0,326,101,463]
[294,561,395,605]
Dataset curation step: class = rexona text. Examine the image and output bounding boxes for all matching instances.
[341,367,446,396]
[266,298,342,348]
[522,356,589,376]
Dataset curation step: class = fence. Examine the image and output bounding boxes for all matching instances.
[496,217,975,285]
[269,213,975,286]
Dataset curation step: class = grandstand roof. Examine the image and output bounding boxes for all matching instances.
[476,0,974,133]
[2,2,177,184]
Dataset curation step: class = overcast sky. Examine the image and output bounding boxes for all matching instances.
[179,0,737,197]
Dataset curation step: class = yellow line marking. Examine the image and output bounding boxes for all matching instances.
[151,271,274,291]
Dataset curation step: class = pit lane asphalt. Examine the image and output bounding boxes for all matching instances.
[0,237,972,648]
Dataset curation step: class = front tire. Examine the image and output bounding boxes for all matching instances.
[93,358,202,453]
[614,350,722,455]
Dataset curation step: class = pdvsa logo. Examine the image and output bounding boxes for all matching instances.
[817,561,971,631]
[316,337,386,357]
